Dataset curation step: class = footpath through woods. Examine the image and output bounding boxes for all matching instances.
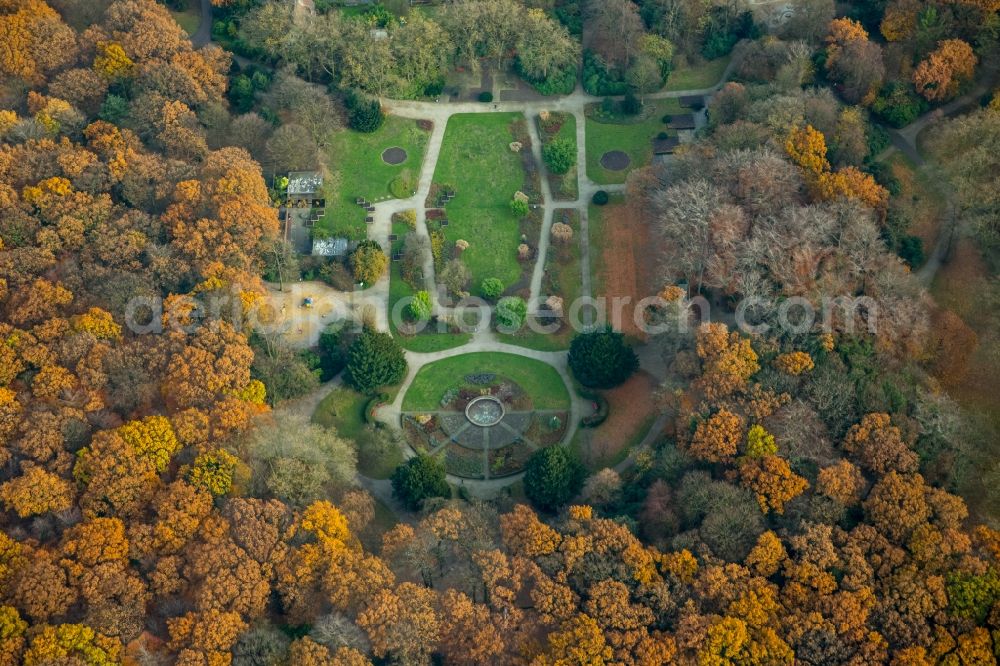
[874,65,999,287]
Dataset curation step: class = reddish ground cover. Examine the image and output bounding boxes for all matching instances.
[597,200,659,339]
[576,372,659,471]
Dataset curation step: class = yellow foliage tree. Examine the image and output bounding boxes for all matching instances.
[0,605,27,666]
[167,610,246,665]
[784,125,830,178]
[31,364,75,400]
[185,449,238,496]
[739,455,809,515]
[689,409,744,463]
[500,503,562,558]
[533,613,613,666]
[116,415,180,472]
[773,351,815,376]
[786,125,888,213]
[745,531,787,577]
[744,424,778,458]
[817,167,889,212]
[92,42,134,79]
[70,307,121,340]
[696,616,750,665]
[22,623,121,666]
[695,323,759,400]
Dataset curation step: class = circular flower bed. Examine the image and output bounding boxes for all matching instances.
[401,372,569,479]
[381,146,407,165]
[600,150,631,171]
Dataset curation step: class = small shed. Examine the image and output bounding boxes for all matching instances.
[653,137,680,155]
[312,237,349,257]
[667,113,697,130]
[680,95,705,110]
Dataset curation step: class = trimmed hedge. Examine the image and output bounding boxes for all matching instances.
[364,393,390,426]
[579,390,610,428]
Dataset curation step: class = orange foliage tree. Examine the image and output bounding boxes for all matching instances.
[688,409,744,463]
[786,125,889,214]
[842,413,919,475]
[739,455,809,514]
[914,39,978,102]
[694,323,759,400]
[0,464,74,517]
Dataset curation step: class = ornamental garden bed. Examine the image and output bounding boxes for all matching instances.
[399,353,571,478]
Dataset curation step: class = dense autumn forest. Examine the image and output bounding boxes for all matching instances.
[1,0,1000,664]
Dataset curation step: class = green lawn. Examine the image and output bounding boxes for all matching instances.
[313,386,404,478]
[356,430,405,479]
[663,55,732,92]
[316,117,430,241]
[585,98,685,184]
[402,353,569,411]
[312,387,369,441]
[432,113,526,286]
[169,5,201,35]
[338,6,368,18]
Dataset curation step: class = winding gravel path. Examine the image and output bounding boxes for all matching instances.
[191,0,212,49]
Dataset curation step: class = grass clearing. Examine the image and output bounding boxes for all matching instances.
[587,194,625,297]
[316,117,430,241]
[338,6,368,19]
[585,98,685,184]
[432,113,526,286]
[312,387,368,442]
[402,353,569,411]
[663,55,731,92]
[356,431,405,479]
[312,386,405,479]
[169,5,201,35]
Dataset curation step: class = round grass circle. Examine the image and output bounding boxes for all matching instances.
[600,150,631,171]
[381,146,407,165]
[399,353,572,479]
